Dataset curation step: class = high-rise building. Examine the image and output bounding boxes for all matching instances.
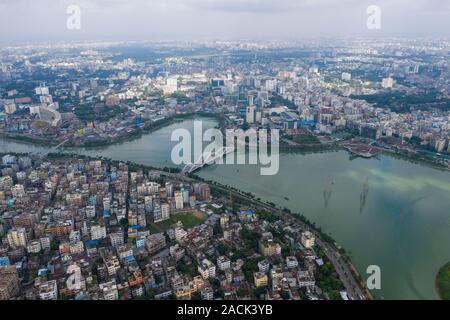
[164,76,178,94]
[248,95,254,106]
[181,188,189,204]
[174,191,184,210]
[154,203,170,222]
[381,77,394,89]
[200,184,210,201]
[165,182,174,197]
[246,93,257,124]
[7,227,28,248]
[161,203,170,220]
[189,195,196,208]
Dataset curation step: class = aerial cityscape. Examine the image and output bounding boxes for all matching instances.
[0,0,449,303]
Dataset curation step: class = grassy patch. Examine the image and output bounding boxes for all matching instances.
[175,211,207,228]
[153,211,207,231]
[293,134,321,145]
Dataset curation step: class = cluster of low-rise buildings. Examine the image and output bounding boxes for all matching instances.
[0,154,347,300]
[1,39,449,161]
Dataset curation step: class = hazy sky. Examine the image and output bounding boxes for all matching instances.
[0,0,449,43]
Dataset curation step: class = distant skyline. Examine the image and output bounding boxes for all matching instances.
[0,0,449,43]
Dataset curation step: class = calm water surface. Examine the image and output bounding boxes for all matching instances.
[1,118,449,299]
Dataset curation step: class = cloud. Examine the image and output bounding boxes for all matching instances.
[0,0,449,42]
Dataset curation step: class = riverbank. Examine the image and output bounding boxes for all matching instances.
[0,112,221,150]
[435,262,450,300]
[189,173,371,300]
[3,112,450,174]
[67,112,221,149]
[0,151,369,299]
[0,132,59,147]
[195,148,450,299]
[377,146,450,172]
[3,119,450,298]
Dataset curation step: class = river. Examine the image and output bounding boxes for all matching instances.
[1,117,449,299]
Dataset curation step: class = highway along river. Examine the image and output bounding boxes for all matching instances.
[1,117,450,299]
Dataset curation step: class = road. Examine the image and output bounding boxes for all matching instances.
[159,171,368,300]
[315,238,366,300]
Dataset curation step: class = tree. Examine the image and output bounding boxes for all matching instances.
[242,258,259,282]
[240,229,260,251]
[191,292,202,300]
[281,247,291,258]
[217,244,230,256]
[119,218,128,229]
[231,250,245,262]
[137,289,155,300]
[236,287,248,298]
[213,224,222,236]
[281,290,290,300]
[214,288,225,299]
[50,239,60,251]
[253,287,266,299]
[257,211,279,223]
[210,278,221,290]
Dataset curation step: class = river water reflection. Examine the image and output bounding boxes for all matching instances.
[1,118,449,299]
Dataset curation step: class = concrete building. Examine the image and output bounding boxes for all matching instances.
[39,105,61,127]
[217,256,231,271]
[246,105,256,124]
[341,72,352,81]
[259,239,281,257]
[200,184,210,201]
[198,259,216,280]
[301,231,315,249]
[154,203,170,222]
[4,103,16,114]
[0,267,20,300]
[109,232,124,247]
[174,191,184,210]
[381,77,394,89]
[145,233,166,255]
[286,256,299,269]
[66,264,83,291]
[38,280,58,300]
[254,271,269,287]
[201,286,214,300]
[7,227,28,248]
[90,225,107,240]
[100,280,119,300]
[26,240,42,254]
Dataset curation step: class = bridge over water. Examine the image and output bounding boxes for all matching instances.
[182,146,234,174]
